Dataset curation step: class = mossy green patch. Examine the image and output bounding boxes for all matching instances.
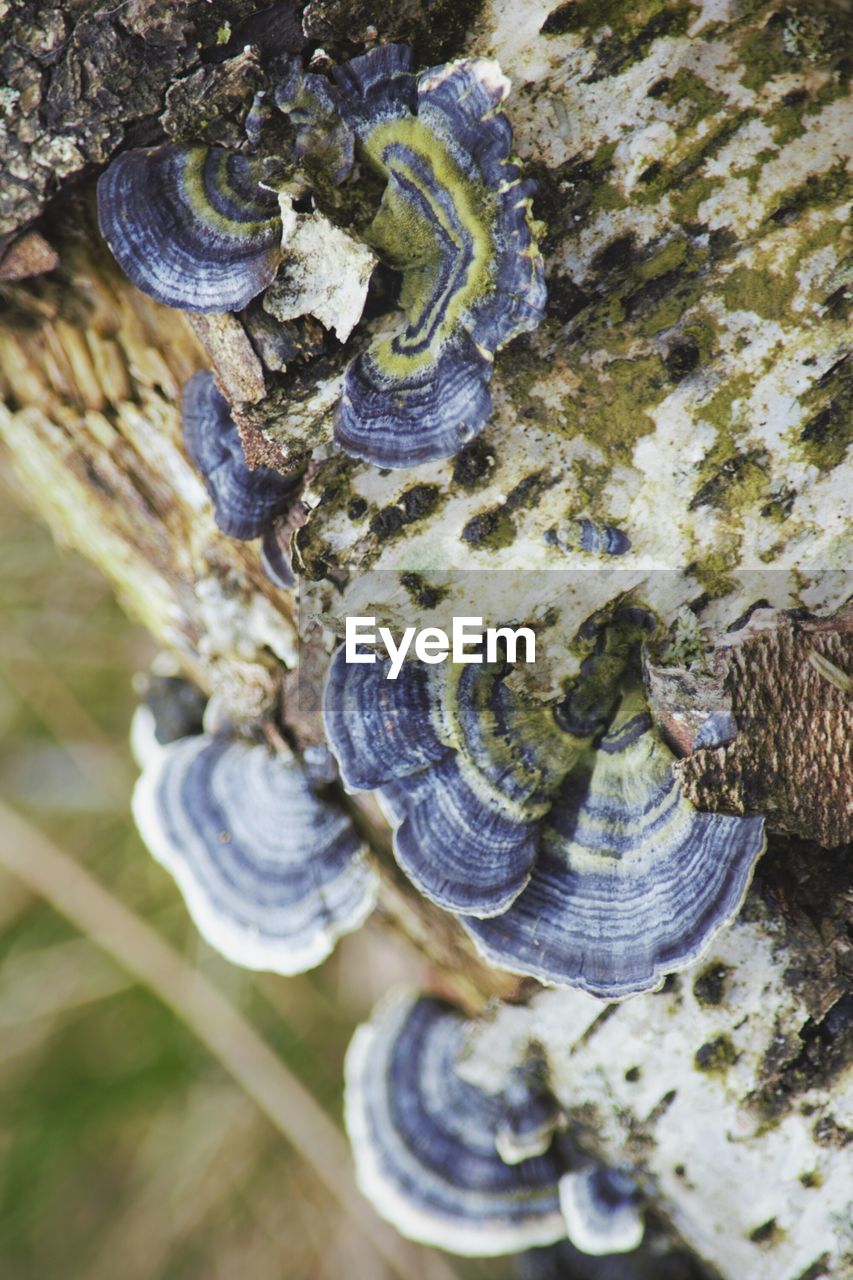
[665,68,728,128]
[738,17,795,92]
[721,265,798,321]
[796,353,853,472]
[634,237,690,283]
[558,356,667,458]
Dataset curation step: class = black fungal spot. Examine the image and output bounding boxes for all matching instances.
[370,505,406,538]
[793,1256,831,1280]
[749,1218,780,1245]
[347,497,368,520]
[639,160,663,184]
[452,438,496,489]
[664,337,700,382]
[689,450,770,511]
[782,87,808,107]
[593,234,637,275]
[801,403,841,444]
[548,275,593,323]
[624,1066,641,1082]
[674,1163,686,1178]
[504,471,550,512]
[399,572,448,610]
[693,962,731,1006]
[822,285,849,321]
[369,485,442,539]
[647,76,672,97]
[460,506,515,549]
[540,1,579,35]
[694,1035,738,1072]
[400,484,441,522]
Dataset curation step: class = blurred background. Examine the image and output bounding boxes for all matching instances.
[0,464,517,1280]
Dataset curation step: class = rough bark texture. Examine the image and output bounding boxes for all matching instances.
[0,1,850,1277]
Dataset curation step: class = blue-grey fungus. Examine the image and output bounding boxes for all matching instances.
[558,1167,644,1256]
[276,44,546,468]
[274,60,355,185]
[129,672,207,770]
[495,1067,565,1166]
[97,144,283,312]
[344,990,568,1255]
[260,519,296,588]
[183,371,299,539]
[576,518,632,556]
[545,519,632,556]
[132,732,377,974]
[324,613,766,998]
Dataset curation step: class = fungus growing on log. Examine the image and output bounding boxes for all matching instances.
[182,372,299,540]
[97,145,284,312]
[132,732,377,975]
[324,613,766,998]
[275,43,546,467]
[558,1167,644,1256]
[344,990,567,1255]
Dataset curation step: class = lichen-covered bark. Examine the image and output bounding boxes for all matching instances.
[0,2,850,1277]
[463,840,852,1280]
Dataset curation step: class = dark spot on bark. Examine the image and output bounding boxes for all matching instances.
[782,87,808,106]
[760,486,796,518]
[749,1218,780,1245]
[694,1035,738,1072]
[690,450,770,511]
[624,1066,641,1082]
[347,497,368,520]
[369,505,405,538]
[592,233,637,275]
[648,76,672,97]
[400,483,440,522]
[693,963,731,1006]
[793,1256,831,1280]
[460,506,514,548]
[452,438,496,489]
[664,337,700,382]
[547,275,592,323]
[639,160,663,183]
[399,572,448,610]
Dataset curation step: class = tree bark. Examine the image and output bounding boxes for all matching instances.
[0,2,850,1277]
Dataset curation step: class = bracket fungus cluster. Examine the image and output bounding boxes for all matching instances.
[96,42,545,472]
[345,990,645,1258]
[131,709,377,975]
[300,44,547,467]
[324,612,767,999]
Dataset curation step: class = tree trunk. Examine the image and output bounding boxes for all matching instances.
[0,1,850,1277]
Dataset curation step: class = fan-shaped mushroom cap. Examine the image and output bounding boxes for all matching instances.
[276,44,546,467]
[182,372,298,539]
[132,734,377,974]
[344,991,567,1256]
[559,1167,644,1256]
[324,649,577,916]
[323,611,765,998]
[97,144,283,312]
[462,686,766,998]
